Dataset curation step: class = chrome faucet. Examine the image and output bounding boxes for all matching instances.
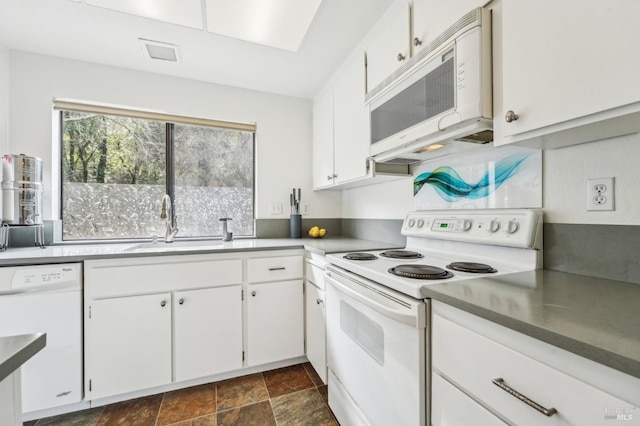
[160,194,179,243]
[219,217,233,242]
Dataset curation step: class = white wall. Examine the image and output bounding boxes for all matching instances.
[543,133,640,225]
[7,50,339,221]
[0,44,8,155]
[341,178,413,219]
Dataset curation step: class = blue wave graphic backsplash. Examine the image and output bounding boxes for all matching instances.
[413,154,532,201]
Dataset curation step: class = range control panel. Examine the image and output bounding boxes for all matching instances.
[402,209,542,249]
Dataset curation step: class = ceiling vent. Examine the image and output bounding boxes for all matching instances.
[139,38,182,62]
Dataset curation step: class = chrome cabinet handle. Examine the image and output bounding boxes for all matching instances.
[413,37,422,47]
[178,298,184,305]
[333,174,338,179]
[268,267,285,271]
[397,53,406,61]
[505,110,519,123]
[492,378,558,417]
[327,175,333,181]
[316,298,323,305]
[251,291,256,297]
[160,300,167,307]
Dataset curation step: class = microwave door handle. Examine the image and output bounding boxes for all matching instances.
[325,273,419,327]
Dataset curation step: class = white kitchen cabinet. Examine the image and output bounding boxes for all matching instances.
[312,87,335,189]
[85,293,172,400]
[174,285,243,382]
[412,0,488,56]
[432,301,640,426]
[304,258,327,383]
[247,279,304,366]
[313,51,409,191]
[365,1,411,92]
[493,0,640,147]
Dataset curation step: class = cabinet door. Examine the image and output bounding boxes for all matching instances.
[333,53,369,184]
[174,286,242,382]
[247,280,304,366]
[304,281,327,384]
[312,88,335,189]
[85,293,172,400]
[366,2,411,92]
[498,0,640,139]
[413,0,487,54]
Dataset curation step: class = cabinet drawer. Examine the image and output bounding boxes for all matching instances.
[247,256,302,282]
[305,259,325,290]
[433,314,636,426]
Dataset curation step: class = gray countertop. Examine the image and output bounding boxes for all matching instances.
[0,237,402,266]
[0,333,46,382]
[421,269,640,379]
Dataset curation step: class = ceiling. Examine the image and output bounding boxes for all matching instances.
[0,0,395,99]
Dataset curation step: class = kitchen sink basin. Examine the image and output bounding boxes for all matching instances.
[124,240,225,253]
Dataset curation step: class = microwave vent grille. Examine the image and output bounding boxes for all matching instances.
[455,130,494,144]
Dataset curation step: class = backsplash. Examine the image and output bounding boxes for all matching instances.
[544,223,640,284]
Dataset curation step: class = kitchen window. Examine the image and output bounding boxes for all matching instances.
[57,101,255,241]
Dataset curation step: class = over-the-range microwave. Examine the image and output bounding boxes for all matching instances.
[367,8,493,165]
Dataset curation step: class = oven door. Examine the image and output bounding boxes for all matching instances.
[325,265,427,426]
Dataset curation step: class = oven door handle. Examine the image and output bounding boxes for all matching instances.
[326,272,420,327]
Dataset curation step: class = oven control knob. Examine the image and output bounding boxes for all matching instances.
[488,220,500,233]
[416,219,425,228]
[504,220,519,234]
[462,220,472,231]
[408,218,416,228]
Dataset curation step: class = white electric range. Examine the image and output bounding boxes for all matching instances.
[324,209,543,426]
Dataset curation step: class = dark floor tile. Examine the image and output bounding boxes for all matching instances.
[302,362,324,387]
[33,407,104,426]
[216,373,269,411]
[317,385,329,405]
[157,383,216,425]
[97,393,163,426]
[170,413,217,426]
[262,364,314,398]
[217,401,276,426]
[271,388,338,426]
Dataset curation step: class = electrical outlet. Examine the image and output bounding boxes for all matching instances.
[587,177,614,211]
[301,204,310,215]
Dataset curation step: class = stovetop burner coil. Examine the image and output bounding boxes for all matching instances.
[343,252,378,261]
[388,264,453,280]
[380,250,424,259]
[446,262,497,273]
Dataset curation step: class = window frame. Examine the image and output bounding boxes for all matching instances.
[57,104,257,242]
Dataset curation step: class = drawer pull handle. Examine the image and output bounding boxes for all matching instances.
[269,267,286,271]
[492,378,557,417]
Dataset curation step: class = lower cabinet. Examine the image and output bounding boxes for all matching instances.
[174,286,243,382]
[247,279,304,366]
[304,258,327,384]
[85,293,172,400]
[84,252,305,402]
[431,300,640,426]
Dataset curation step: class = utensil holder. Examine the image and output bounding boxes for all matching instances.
[289,214,302,239]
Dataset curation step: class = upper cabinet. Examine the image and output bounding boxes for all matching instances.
[365,2,411,92]
[313,52,409,191]
[493,0,640,148]
[413,0,488,56]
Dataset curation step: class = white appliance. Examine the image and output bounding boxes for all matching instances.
[325,209,542,425]
[367,8,493,165]
[0,263,82,416]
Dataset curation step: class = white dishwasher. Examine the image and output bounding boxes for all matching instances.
[0,263,82,415]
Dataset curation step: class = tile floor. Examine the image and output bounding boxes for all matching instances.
[24,363,338,426]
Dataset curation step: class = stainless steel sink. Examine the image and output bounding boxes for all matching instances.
[124,240,225,253]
